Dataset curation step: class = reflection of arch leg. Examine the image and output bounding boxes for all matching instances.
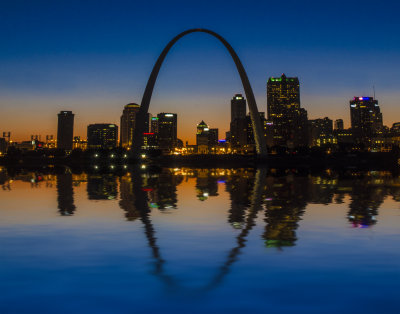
[132,29,267,156]
[129,167,266,291]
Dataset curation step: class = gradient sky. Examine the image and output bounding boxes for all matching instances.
[1,0,400,143]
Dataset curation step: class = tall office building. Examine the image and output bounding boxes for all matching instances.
[120,103,140,148]
[231,94,246,121]
[350,97,383,144]
[157,113,177,152]
[57,111,74,150]
[151,116,159,133]
[267,74,308,147]
[230,94,247,149]
[87,124,118,149]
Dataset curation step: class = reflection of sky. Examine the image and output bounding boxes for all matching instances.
[0,172,400,313]
[1,0,400,142]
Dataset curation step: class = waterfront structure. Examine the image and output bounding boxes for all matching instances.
[157,113,177,152]
[120,103,140,148]
[87,124,118,149]
[57,111,74,150]
[335,119,344,130]
[132,29,267,157]
[350,97,383,145]
[267,74,308,147]
[308,117,335,147]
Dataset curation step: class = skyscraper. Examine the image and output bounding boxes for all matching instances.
[157,113,177,152]
[87,124,118,149]
[120,103,140,148]
[230,94,247,150]
[57,111,74,150]
[350,97,383,145]
[231,94,246,121]
[267,74,308,147]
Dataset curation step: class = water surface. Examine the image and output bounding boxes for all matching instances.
[0,167,399,313]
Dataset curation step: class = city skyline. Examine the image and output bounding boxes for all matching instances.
[1,0,400,142]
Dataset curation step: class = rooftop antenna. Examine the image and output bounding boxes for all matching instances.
[373,85,376,99]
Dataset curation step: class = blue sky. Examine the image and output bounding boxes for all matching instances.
[1,0,400,141]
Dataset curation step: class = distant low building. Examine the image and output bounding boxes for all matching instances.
[87,124,118,149]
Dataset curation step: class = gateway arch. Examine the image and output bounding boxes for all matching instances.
[132,28,267,156]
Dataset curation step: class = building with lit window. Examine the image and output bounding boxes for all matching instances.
[350,97,383,145]
[120,103,140,148]
[57,111,74,150]
[87,124,118,149]
[157,113,177,152]
[308,117,335,147]
[267,74,308,147]
[230,94,247,149]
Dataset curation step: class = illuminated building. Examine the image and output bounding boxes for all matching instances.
[267,74,308,147]
[350,97,383,145]
[196,120,210,154]
[73,136,87,150]
[157,113,177,152]
[142,132,158,150]
[244,112,267,153]
[120,103,140,148]
[87,124,118,149]
[308,117,335,147]
[230,94,247,149]
[231,94,246,121]
[57,111,74,150]
[208,128,219,147]
[151,116,159,133]
[335,119,344,130]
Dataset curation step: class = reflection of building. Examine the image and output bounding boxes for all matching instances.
[87,175,118,200]
[225,169,253,228]
[119,175,141,221]
[267,74,308,147]
[263,175,307,247]
[57,173,76,216]
[157,113,177,152]
[350,97,383,145]
[87,124,118,149]
[146,170,183,210]
[120,103,140,148]
[57,111,74,150]
[195,169,218,201]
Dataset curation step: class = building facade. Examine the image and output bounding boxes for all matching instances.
[157,113,177,152]
[230,94,247,149]
[57,111,74,150]
[308,117,335,147]
[350,97,383,145]
[267,74,308,147]
[120,103,140,148]
[87,124,118,149]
